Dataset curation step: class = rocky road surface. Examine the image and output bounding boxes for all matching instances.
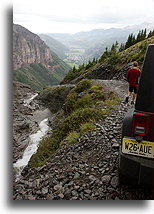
[13,80,153,200]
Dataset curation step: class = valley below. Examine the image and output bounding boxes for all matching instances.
[13,80,153,200]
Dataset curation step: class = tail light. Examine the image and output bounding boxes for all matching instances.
[132,113,149,136]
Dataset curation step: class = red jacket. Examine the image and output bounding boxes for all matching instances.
[127,67,141,87]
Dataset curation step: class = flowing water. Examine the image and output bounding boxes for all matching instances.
[13,118,49,181]
[13,93,51,181]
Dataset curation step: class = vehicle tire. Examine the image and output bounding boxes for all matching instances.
[118,169,129,185]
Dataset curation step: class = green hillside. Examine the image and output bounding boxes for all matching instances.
[13,57,71,90]
[39,34,69,60]
[117,36,154,65]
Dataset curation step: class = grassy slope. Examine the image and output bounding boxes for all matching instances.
[13,64,58,90]
[118,36,154,65]
[39,34,69,59]
[13,53,71,90]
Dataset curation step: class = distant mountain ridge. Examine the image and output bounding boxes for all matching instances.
[39,34,69,60]
[47,22,154,62]
[48,22,154,48]
[13,24,71,90]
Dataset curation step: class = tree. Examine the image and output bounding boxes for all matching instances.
[143,28,147,39]
[99,47,110,62]
[72,65,76,72]
[119,43,125,52]
[125,34,134,49]
[147,30,154,38]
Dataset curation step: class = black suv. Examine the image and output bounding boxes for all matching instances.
[119,44,154,186]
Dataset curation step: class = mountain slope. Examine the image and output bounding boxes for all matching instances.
[117,36,154,64]
[13,24,71,90]
[39,34,69,60]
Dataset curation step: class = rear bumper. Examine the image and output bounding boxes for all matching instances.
[119,146,154,186]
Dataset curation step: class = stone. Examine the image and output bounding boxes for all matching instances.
[101,175,111,184]
[42,187,48,194]
[84,189,92,195]
[79,164,84,169]
[71,190,78,197]
[112,143,119,149]
[58,193,64,199]
[67,181,74,187]
[53,184,63,191]
[46,194,54,200]
[71,196,78,200]
[74,172,80,179]
[64,189,72,199]
[111,138,117,143]
[89,175,96,182]
[111,176,119,188]
[28,195,36,200]
[73,185,79,190]
[109,135,113,139]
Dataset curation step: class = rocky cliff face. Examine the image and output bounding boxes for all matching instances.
[13,24,52,70]
[13,24,71,90]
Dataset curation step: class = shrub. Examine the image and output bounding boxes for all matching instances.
[104,95,120,108]
[64,90,78,113]
[108,54,120,65]
[90,85,103,91]
[57,107,105,136]
[66,131,80,144]
[75,94,94,109]
[80,122,96,134]
[29,136,59,168]
[74,79,92,93]
[65,79,93,114]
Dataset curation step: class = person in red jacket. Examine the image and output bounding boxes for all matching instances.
[125,61,141,104]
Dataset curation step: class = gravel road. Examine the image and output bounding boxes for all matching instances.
[13,80,153,200]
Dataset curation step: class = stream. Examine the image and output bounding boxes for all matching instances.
[13,93,51,181]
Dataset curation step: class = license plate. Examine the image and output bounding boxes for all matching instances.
[122,137,154,158]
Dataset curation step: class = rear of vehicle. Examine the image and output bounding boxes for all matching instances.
[119,44,154,186]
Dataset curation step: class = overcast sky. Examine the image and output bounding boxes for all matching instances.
[13,0,154,34]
